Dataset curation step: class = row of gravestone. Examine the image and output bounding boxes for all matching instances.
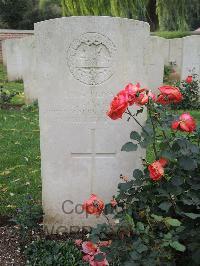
[2,29,200,105]
[1,17,200,234]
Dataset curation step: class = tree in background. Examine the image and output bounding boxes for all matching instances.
[156,0,200,31]
[0,0,36,29]
[61,0,200,31]
[61,0,158,30]
[0,0,199,31]
[0,0,61,29]
[39,0,62,20]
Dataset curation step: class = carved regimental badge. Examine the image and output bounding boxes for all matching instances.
[67,32,116,85]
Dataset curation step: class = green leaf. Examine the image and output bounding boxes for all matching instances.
[160,150,175,160]
[165,218,181,227]
[136,107,144,116]
[133,169,143,179]
[183,212,200,219]
[170,241,186,252]
[118,181,133,192]
[136,222,145,231]
[158,202,172,212]
[94,253,105,261]
[121,142,137,152]
[136,243,148,253]
[130,131,141,141]
[104,203,113,215]
[130,251,140,260]
[151,214,163,222]
[178,156,197,171]
[164,233,172,240]
[139,140,149,148]
[171,176,184,186]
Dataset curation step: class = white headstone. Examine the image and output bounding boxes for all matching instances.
[20,36,38,103]
[168,38,183,75]
[181,35,200,80]
[2,41,7,67]
[35,16,149,233]
[2,38,23,81]
[147,36,165,92]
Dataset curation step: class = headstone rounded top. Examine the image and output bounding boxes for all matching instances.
[35,16,150,30]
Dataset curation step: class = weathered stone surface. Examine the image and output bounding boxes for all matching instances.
[181,35,200,80]
[3,38,23,81]
[168,38,183,77]
[20,36,38,103]
[35,16,149,233]
[2,41,7,67]
[147,36,165,92]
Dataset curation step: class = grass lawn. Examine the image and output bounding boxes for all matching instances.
[0,63,199,216]
[0,65,41,215]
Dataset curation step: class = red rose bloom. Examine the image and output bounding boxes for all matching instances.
[75,239,83,246]
[135,91,149,105]
[107,89,128,120]
[82,194,104,216]
[171,113,196,132]
[148,91,156,102]
[157,85,183,105]
[99,240,112,247]
[185,75,193,83]
[82,241,98,255]
[148,158,168,181]
[124,83,145,105]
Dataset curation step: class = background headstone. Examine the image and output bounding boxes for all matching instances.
[20,36,38,103]
[2,38,23,81]
[147,36,165,92]
[168,38,183,77]
[35,16,149,233]
[181,35,200,80]
[2,41,7,67]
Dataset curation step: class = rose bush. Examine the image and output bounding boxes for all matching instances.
[171,73,200,110]
[82,83,200,266]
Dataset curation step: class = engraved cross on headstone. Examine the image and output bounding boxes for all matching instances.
[71,128,116,193]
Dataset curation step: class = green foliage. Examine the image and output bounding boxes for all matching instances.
[25,239,85,266]
[12,195,43,241]
[61,0,150,21]
[171,74,200,110]
[0,66,25,106]
[163,63,175,83]
[156,0,200,31]
[0,0,40,29]
[0,87,19,106]
[39,0,62,20]
[89,100,200,265]
[0,0,61,29]
[154,31,190,39]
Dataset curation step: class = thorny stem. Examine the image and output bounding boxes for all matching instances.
[145,211,154,232]
[102,213,113,229]
[169,193,176,212]
[125,108,149,136]
[148,104,158,160]
[151,104,169,141]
